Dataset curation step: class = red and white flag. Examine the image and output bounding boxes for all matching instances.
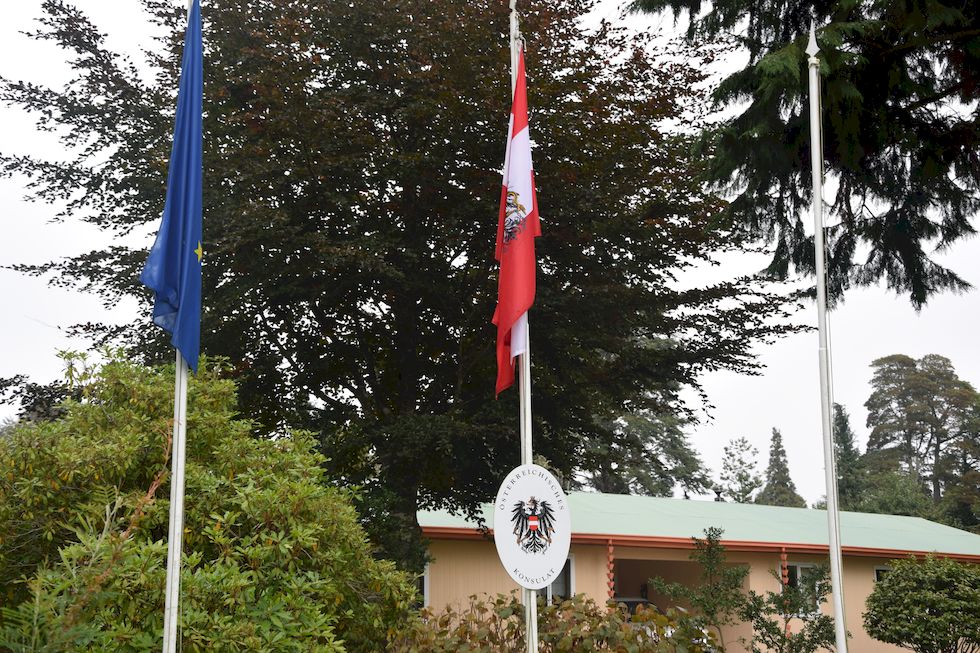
[493,48,541,396]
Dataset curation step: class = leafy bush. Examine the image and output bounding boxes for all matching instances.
[651,529,834,653]
[0,356,417,652]
[864,555,980,653]
[391,593,717,652]
[739,566,835,653]
[650,527,749,651]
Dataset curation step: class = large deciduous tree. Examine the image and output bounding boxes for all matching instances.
[1,0,801,568]
[755,428,806,508]
[940,428,980,532]
[630,0,980,308]
[853,471,933,519]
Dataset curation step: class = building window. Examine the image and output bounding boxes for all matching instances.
[785,563,819,614]
[415,563,430,608]
[547,557,574,603]
[874,567,891,583]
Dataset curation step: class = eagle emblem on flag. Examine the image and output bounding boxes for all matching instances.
[502,190,528,245]
[510,496,556,554]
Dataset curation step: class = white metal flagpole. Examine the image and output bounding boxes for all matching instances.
[161,6,194,650]
[162,350,189,653]
[806,23,848,653]
[519,337,537,653]
[510,1,520,93]
[509,5,538,651]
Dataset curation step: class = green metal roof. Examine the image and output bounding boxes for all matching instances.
[418,491,980,557]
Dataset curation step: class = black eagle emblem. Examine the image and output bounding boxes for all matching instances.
[503,190,528,245]
[510,496,556,554]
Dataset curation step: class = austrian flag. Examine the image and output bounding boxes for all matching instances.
[493,47,541,396]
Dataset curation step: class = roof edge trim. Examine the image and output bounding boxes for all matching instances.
[422,526,980,563]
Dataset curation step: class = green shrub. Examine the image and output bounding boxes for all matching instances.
[650,527,749,651]
[864,555,980,653]
[0,356,417,652]
[738,566,836,653]
[391,593,717,652]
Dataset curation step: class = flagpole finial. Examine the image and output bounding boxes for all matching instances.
[806,22,819,57]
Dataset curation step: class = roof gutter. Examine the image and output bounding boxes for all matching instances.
[421,526,980,563]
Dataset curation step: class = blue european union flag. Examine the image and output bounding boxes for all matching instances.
[140,0,202,372]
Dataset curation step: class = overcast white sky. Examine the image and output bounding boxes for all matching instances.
[2,1,978,505]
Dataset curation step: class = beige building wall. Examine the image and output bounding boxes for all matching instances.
[427,538,911,652]
[426,540,609,610]
[427,539,521,609]
[567,543,607,602]
[838,557,906,653]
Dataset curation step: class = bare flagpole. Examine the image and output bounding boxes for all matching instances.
[161,6,194,651]
[807,23,848,653]
[509,5,538,651]
[162,351,189,653]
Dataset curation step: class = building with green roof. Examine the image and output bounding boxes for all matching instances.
[418,491,980,652]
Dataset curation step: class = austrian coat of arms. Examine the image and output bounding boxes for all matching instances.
[503,190,528,245]
[510,496,556,554]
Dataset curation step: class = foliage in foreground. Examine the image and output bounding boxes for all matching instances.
[391,593,715,653]
[864,555,980,653]
[0,357,417,652]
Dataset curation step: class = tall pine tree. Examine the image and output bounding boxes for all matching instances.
[756,428,806,508]
[864,354,980,530]
[629,0,980,308]
[718,436,762,503]
[865,354,978,501]
[833,403,864,511]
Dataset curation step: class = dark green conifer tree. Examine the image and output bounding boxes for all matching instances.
[863,354,980,530]
[718,436,762,504]
[865,354,977,502]
[833,403,864,511]
[629,0,980,308]
[756,428,806,508]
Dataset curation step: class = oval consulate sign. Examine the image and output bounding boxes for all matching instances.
[493,464,572,590]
